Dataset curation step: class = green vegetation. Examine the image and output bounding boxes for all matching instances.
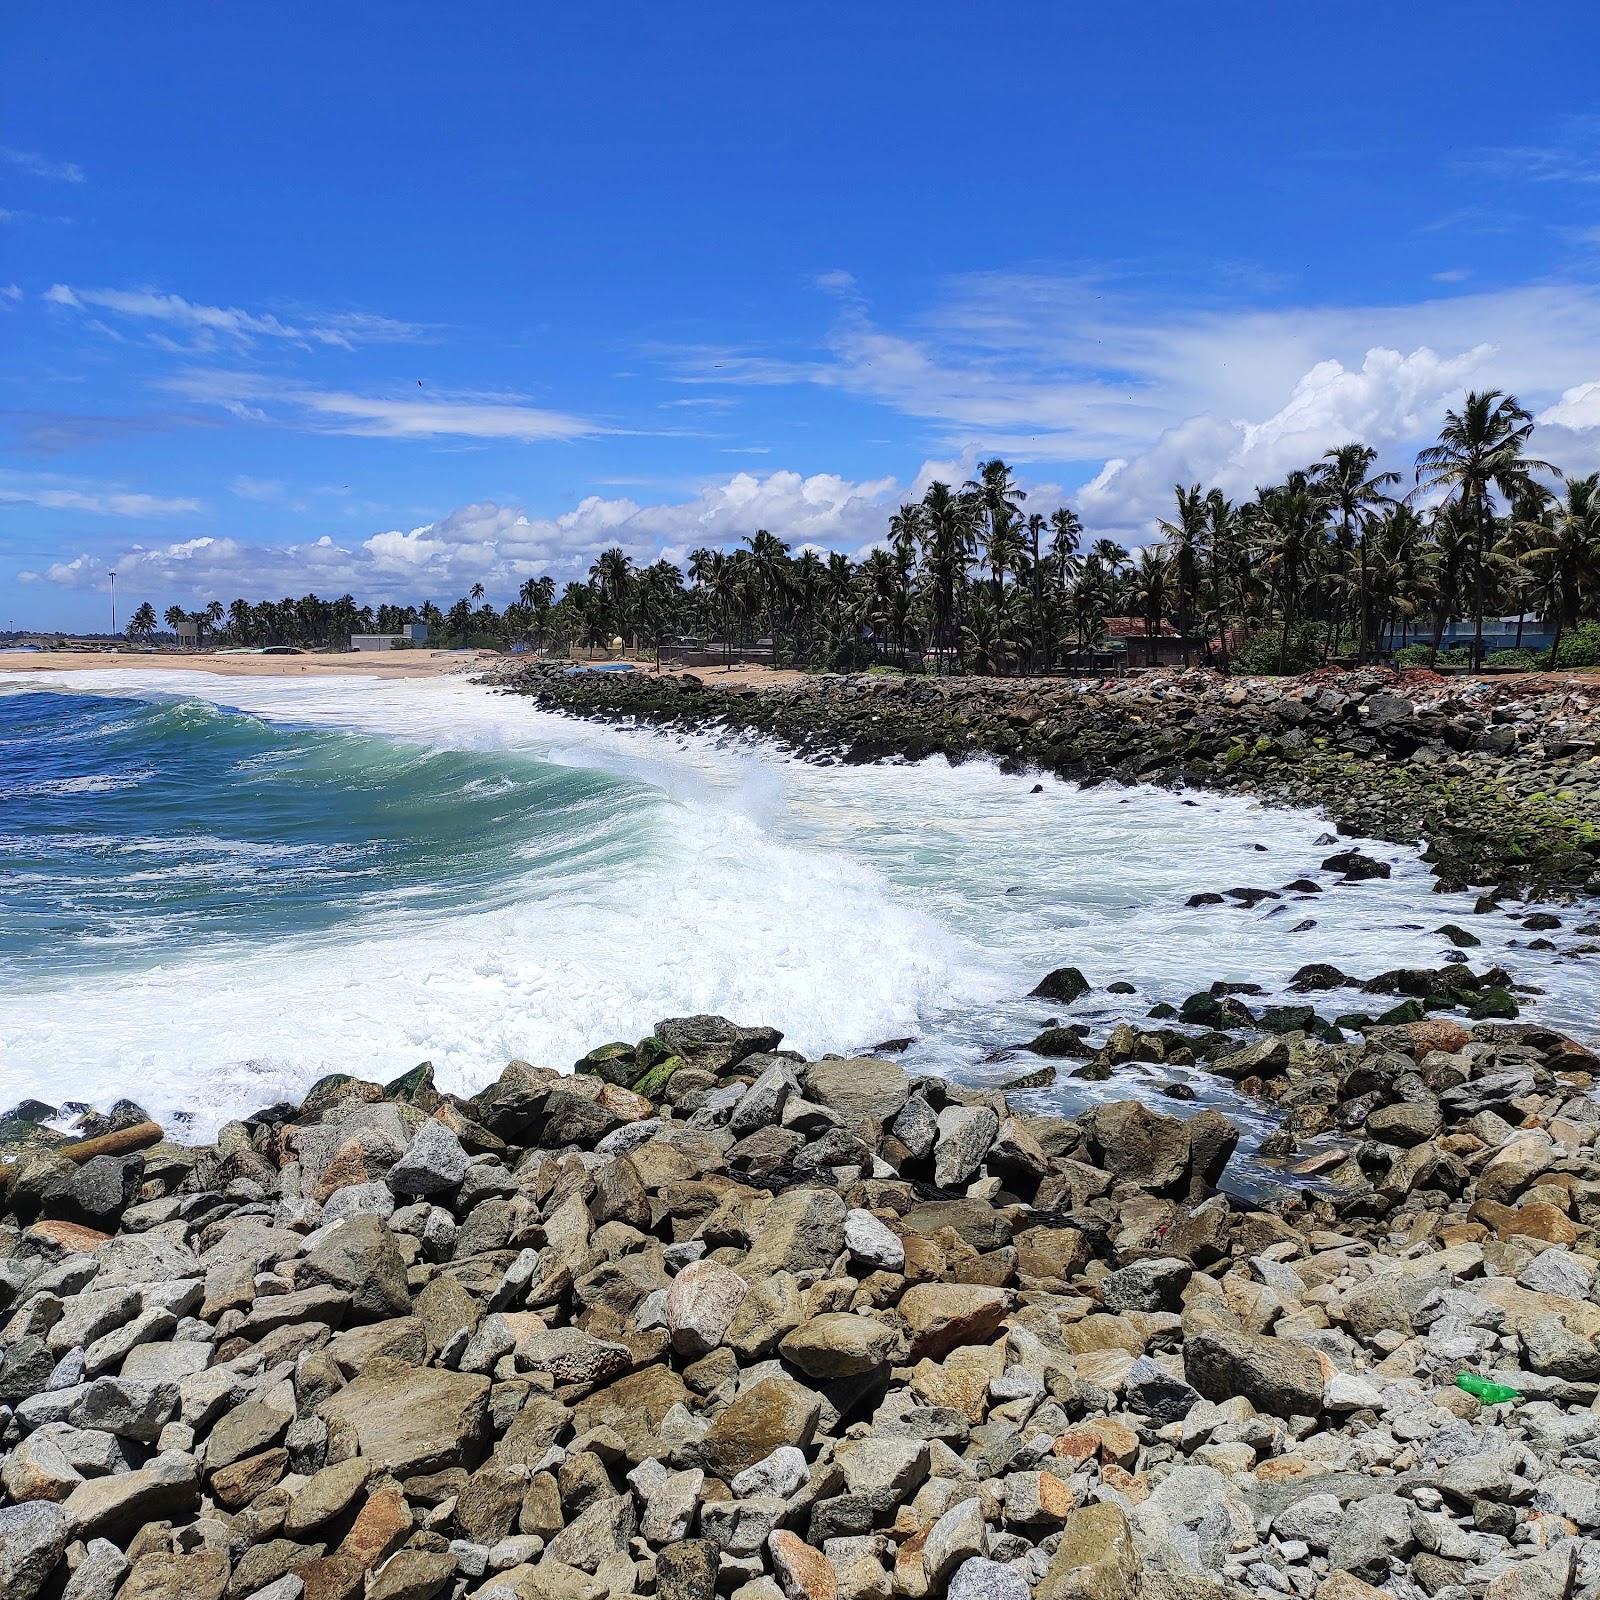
[124,390,1600,673]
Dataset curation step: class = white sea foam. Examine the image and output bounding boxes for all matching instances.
[1,666,1594,1142]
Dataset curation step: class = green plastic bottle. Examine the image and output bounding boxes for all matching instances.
[1456,1373,1520,1405]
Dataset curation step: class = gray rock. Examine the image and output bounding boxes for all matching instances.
[1271,1492,1342,1552]
[834,1437,929,1500]
[1516,1248,1595,1300]
[731,1445,810,1500]
[1327,1493,1414,1578]
[665,1259,749,1357]
[948,1557,1031,1600]
[923,1498,987,1587]
[639,1467,705,1544]
[843,1208,903,1272]
[388,1119,469,1195]
[701,1496,788,1556]
[0,1500,68,1600]
[934,1106,999,1189]
[513,1326,631,1387]
[61,1449,199,1541]
[729,1063,797,1137]
[1100,1257,1190,1313]
[320,1180,395,1223]
[544,1492,637,1572]
[60,1538,127,1600]
[1183,1327,1323,1418]
[302,1213,410,1318]
[801,1057,910,1124]
[891,1096,938,1160]
[71,1376,178,1442]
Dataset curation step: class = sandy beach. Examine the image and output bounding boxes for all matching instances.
[0,647,497,679]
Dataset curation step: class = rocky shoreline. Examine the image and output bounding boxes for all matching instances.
[4,987,1599,1600]
[480,662,1600,901]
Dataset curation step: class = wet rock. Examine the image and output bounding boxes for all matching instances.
[1029,968,1091,1005]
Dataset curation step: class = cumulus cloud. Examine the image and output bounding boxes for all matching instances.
[44,285,427,351]
[163,369,602,442]
[1079,345,1493,540]
[22,467,927,603]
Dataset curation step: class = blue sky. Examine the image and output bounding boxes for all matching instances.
[5,2,1600,631]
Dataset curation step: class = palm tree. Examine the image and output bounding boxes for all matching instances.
[1318,443,1400,662]
[1158,485,1207,667]
[920,482,974,672]
[1424,499,1475,666]
[1202,490,1237,672]
[1529,473,1600,666]
[589,548,634,646]
[1131,548,1169,667]
[1258,471,1326,674]
[743,529,791,659]
[967,459,1025,600]
[127,601,158,642]
[1415,391,1553,669]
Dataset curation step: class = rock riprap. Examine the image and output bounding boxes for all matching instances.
[3,1007,1599,1600]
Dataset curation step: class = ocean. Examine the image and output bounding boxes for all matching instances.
[2,670,1593,1166]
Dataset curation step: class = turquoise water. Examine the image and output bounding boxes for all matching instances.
[1,670,1593,1151]
[0,688,638,974]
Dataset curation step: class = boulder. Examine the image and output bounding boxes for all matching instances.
[303,1214,411,1319]
[665,1259,749,1357]
[0,1501,68,1600]
[704,1376,822,1475]
[1184,1327,1323,1418]
[898,1283,1011,1361]
[778,1313,897,1380]
[317,1366,488,1475]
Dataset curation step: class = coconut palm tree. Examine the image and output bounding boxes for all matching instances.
[1415,391,1553,669]
[1528,473,1600,666]
[1131,547,1170,667]
[127,601,158,642]
[966,459,1025,600]
[1158,485,1207,667]
[919,482,974,673]
[1317,443,1400,662]
[1257,471,1326,674]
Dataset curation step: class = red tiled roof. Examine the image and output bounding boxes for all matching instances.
[1103,615,1179,638]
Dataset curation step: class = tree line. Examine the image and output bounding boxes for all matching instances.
[124,389,1600,675]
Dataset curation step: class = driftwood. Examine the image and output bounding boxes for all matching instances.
[0,1119,165,1193]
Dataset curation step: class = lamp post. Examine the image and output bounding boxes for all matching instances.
[109,570,117,636]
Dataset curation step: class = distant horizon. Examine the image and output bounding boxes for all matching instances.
[6,2,1600,631]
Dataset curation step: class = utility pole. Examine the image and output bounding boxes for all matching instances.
[109,570,117,636]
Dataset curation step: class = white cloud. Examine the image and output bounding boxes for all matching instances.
[164,369,603,442]
[1078,346,1493,539]
[0,473,203,517]
[1,146,84,183]
[44,285,426,351]
[23,467,926,603]
[1537,380,1600,431]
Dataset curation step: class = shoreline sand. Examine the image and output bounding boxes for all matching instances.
[0,646,497,680]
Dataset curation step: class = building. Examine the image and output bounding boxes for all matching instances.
[350,622,429,652]
[1436,616,1553,653]
[175,618,200,646]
